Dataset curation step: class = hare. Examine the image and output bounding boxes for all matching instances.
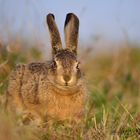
[7,13,87,125]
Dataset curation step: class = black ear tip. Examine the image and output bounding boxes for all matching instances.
[65,13,79,27]
[47,13,55,21]
[66,13,77,18]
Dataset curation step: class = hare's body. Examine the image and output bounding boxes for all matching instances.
[7,62,86,123]
[7,13,87,125]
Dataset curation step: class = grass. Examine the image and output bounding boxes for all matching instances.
[0,41,140,139]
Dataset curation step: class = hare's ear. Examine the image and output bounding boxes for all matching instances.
[64,13,79,55]
[47,14,62,55]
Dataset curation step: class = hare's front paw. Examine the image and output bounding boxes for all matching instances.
[17,111,33,126]
[18,111,45,128]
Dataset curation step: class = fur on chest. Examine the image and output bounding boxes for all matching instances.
[44,91,85,120]
[38,84,86,120]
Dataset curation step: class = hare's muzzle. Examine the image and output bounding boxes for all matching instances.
[63,75,70,82]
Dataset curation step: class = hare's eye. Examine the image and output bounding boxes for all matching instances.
[52,61,57,68]
[76,62,80,70]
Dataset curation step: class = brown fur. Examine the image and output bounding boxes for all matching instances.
[7,62,86,124]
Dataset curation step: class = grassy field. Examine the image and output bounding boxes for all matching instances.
[0,41,140,140]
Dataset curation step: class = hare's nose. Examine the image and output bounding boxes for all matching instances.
[63,75,71,82]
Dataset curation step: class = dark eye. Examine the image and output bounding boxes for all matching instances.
[76,62,80,70]
[52,60,57,68]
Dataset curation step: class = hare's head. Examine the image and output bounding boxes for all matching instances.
[47,13,82,87]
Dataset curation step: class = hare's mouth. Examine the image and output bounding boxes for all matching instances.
[58,83,76,89]
[54,81,77,90]
[48,80,80,95]
[64,82,69,87]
